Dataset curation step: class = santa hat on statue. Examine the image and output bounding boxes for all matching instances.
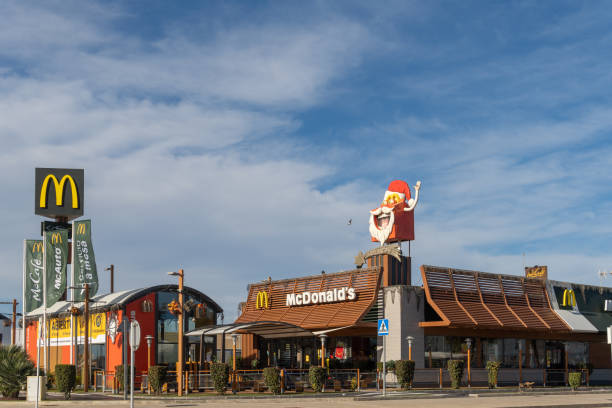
[382,180,411,207]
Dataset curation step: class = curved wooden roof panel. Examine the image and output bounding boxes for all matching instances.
[420,265,570,333]
[235,267,382,330]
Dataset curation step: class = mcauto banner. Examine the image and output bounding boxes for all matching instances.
[44,229,68,307]
[72,220,98,301]
[24,240,44,313]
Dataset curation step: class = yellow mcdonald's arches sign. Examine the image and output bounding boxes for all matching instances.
[50,232,63,244]
[40,174,79,209]
[32,242,43,253]
[255,291,270,309]
[77,223,86,235]
[562,289,576,307]
[35,168,84,220]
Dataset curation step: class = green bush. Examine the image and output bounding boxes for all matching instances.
[395,360,415,390]
[55,365,76,400]
[115,365,131,391]
[446,359,464,389]
[568,372,581,390]
[486,361,501,389]
[308,366,326,392]
[263,367,281,394]
[0,345,34,398]
[210,362,229,395]
[376,360,395,373]
[148,366,167,394]
[350,377,358,391]
[250,359,259,369]
[46,372,55,389]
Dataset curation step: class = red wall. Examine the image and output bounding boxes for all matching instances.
[25,321,38,363]
[126,292,157,375]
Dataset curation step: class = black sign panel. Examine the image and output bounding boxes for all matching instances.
[35,168,84,220]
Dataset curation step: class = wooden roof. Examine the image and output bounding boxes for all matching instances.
[421,265,570,333]
[235,267,381,330]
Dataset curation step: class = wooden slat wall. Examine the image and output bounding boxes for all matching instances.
[421,265,570,333]
[235,267,382,330]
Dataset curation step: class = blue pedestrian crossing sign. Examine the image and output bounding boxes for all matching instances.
[378,319,389,336]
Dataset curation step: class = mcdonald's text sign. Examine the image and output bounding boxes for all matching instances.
[35,168,84,219]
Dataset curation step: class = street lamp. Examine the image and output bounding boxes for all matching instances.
[406,336,415,361]
[145,335,153,395]
[231,333,239,394]
[319,334,328,368]
[465,338,472,388]
[168,270,185,396]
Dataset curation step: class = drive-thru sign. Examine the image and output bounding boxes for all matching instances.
[378,319,389,336]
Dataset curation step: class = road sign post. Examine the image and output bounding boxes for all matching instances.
[378,319,389,396]
[129,315,140,408]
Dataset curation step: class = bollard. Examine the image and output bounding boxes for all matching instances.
[439,368,443,389]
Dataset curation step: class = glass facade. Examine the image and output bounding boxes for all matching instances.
[424,336,589,369]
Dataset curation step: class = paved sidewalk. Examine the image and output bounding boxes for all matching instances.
[4,391,612,408]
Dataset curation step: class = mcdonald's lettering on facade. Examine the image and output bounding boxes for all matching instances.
[563,289,576,307]
[35,168,84,220]
[255,291,270,309]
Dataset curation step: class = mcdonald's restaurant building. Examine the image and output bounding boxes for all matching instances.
[25,285,223,376]
[220,253,612,384]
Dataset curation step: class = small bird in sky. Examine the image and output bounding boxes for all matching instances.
[347,218,352,225]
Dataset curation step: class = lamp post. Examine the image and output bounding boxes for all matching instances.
[518,340,523,384]
[168,269,184,396]
[406,336,415,361]
[465,338,472,388]
[231,333,238,394]
[145,335,153,394]
[104,265,115,293]
[319,334,328,368]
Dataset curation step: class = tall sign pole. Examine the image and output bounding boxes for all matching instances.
[21,241,26,349]
[129,312,140,408]
[42,230,47,373]
[83,284,89,392]
[378,319,389,396]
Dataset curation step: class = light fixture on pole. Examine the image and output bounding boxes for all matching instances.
[465,338,472,388]
[104,265,115,293]
[406,336,415,361]
[231,333,239,394]
[168,270,185,396]
[145,335,153,395]
[319,334,328,368]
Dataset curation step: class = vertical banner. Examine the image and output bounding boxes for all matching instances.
[24,240,44,313]
[44,229,68,307]
[72,220,98,301]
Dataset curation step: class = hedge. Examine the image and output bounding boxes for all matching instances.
[308,366,326,392]
[446,359,464,389]
[395,360,415,390]
[148,366,167,394]
[263,367,281,394]
[55,365,76,400]
[486,361,501,389]
[210,362,229,395]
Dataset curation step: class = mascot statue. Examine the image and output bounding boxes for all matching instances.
[369,180,421,245]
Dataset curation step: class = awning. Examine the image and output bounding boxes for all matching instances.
[420,265,570,333]
[185,321,314,339]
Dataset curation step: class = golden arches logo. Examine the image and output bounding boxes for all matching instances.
[77,223,86,235]
[39,174,79,209]
[51,233,62,244]
[562,289,576,307]
[32,242,43,253]
[255,291,270,309]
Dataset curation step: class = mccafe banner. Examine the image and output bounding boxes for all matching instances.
[44,228,68,307]
[24,240,44,312]
[72,220,98,301]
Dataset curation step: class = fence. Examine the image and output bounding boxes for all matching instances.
[87,366,600,394]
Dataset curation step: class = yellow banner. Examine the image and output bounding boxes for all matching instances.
[47,313,106,341]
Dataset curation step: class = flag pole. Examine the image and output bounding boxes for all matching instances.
[42,231,48,375]
[22,240,26,349]
[70,225,74,364]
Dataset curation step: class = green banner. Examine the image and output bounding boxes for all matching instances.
[45,228,68,307]
[73,220,98,301]
[24,240,44,312]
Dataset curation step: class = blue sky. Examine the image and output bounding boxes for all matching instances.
[1,1,612,320]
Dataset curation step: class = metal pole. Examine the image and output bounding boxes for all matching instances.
[178,269,184,397]
[110,265,114,294]
[42,231,47,373]
[130,325,135,408]
[35,319,41,408]
[21,240,26,349]
[11,299,16,346]
[83,284,89,392]
[123,317,128,400]
[383,335,386,396]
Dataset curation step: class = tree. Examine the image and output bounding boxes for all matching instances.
[0,345,34,398]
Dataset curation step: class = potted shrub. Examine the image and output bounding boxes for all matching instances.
[568,372,581,391]
[395,360,415,390]
[55,364,76,400]
[148,366,168,395]
[308,366,326,392]
[446,359,464,389]
[486,361,501,389]
[210,362,229,395]
[263,367,281,394]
